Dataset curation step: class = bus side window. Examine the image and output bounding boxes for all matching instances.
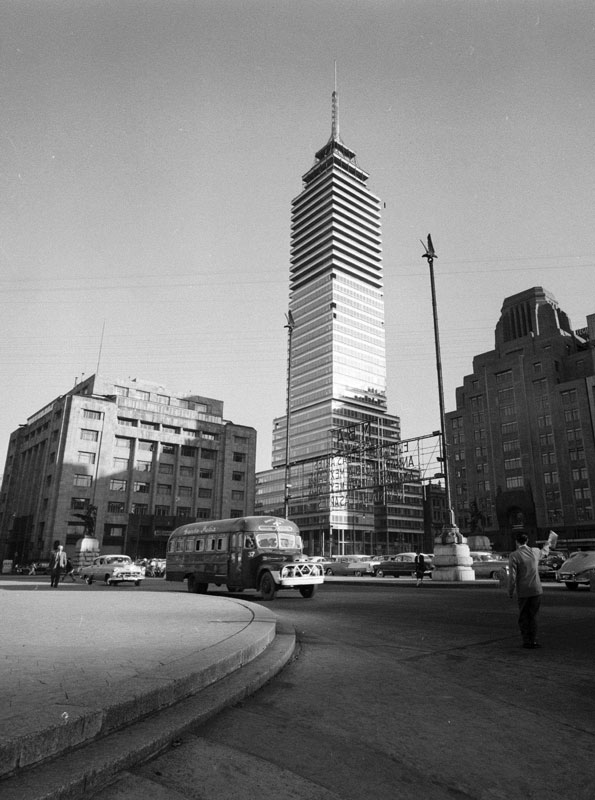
[216,536,227,551]
[175,540,183,551]
[195,539,203,552]
[185,538,193,551]
[244,535,255,548]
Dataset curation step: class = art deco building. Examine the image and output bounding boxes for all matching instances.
[446,288,595,551]
[0,374,256,564]
[256,91,424,555]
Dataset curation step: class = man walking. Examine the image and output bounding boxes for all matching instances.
[508,531,556,649]
[49,543,67,588]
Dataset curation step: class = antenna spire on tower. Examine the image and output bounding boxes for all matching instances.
[331,61,339,141]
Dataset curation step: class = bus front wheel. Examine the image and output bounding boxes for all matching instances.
[299,585,316,599]
[259,572,276,601]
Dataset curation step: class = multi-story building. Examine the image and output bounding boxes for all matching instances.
[256,89,424,555]
[0,374,256,564]
[446,287,595,551]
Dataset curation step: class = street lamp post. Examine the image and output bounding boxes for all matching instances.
[284,310,295,519]
[422,235,474,581]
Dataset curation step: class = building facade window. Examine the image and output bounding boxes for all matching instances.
[78,451,96,464]
[138,440,155,452]
[71,497,88,510]
[159,463,174,474]
[157,483,172,495]
[73,474,92,487]
[561,388,578,406]
[110,479,127,492]
[83,409,102,419]
[506,476,524,489]
[133,482,150,493]
[108,501,125,513]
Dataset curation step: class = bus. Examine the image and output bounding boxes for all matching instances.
[165,516,324,600]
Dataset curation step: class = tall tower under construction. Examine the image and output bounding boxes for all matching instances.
[256,88,424,555]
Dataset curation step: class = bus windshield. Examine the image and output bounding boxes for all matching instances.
[254,532,302,550]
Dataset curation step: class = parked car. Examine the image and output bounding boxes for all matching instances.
[323,556,380,576]
[538,551,568,581]
[81,555,145,586]
[469,552,508,580]
[556,551,595,590]
[372,552,433,578]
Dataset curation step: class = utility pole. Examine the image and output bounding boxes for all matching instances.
[421,235,474,581]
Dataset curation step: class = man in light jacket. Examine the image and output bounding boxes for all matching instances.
[49,543,68,588]
[508,531,556,649]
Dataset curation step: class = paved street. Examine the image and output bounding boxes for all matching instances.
[90,579,595,800]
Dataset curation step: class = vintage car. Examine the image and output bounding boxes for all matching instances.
[323,556,381,576]
[538,551,568,581]
[372,552,434,578]
[556,551,595,590]
[469,552,509,580]
[81,555,145,586]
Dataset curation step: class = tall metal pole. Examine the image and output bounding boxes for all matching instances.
[284,311,295,519]
[422,235,454,526]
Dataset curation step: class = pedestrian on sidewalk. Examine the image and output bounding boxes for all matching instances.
[49,543,67,588]
[414,549,426,587]
[61,557,76,582]
[508,531,556,649]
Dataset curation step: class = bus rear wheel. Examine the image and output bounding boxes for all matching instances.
[187,575,208,594]
[259,572,276,601]
[299,585,316,598]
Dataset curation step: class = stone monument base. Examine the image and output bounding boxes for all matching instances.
[432,524,475,582]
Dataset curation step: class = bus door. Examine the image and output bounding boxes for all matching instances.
[227,533,243,587]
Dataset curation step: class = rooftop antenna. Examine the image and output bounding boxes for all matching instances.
[96,320,106,375]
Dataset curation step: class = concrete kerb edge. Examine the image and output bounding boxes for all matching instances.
[0,621,297,800]
[0,600,278,780]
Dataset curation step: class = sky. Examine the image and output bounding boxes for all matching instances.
[1,0,594,474]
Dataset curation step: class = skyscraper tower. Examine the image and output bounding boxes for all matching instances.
[257,88,424,556]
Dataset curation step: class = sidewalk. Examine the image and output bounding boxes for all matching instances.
[0,575,295,799]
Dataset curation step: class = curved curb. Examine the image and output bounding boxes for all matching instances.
[1,619,296,800]
[0,600,280,782]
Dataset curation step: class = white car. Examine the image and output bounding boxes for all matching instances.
[81,555,145,586]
